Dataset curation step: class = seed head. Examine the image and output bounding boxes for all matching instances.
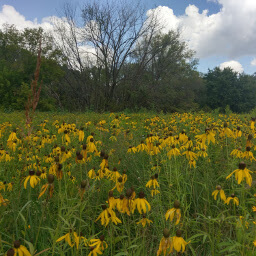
[176,229,182,237]
[248,134,253,140]
[163,228,170,238]
[174,200,180,209]
[239,162,246,170]
[216,185,222,191]
[7,249,15,256]
[138,191,145,198]
[13,240,20,248]
[81,180,88,189]
[29,170,35,176]
[126,188,132,198]
[101,205,107,210]
[47,174,54,184]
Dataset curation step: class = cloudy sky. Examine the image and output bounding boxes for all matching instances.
[0,0,255,74]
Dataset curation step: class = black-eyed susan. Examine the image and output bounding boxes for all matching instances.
[56,230,73,247]
[212,185,226,202]
[251,118,255,130]
[116,194,125,213]
[157,228,173,256]
[0,193,8,206]
[78,127,84,142]
[95,205,121,226]
[151,189,160,197]
[12,240,31,256]
[73,232,86,249]
[242,147,255,161]
[112,176,125,193]
[24,170,40,189]
[56,164,63,180]
[172,230,190,253]
[195,127,215,146]
[107,191,117,210]
[136,215,153,227]
[0,181,5,191]
[165,200,181,225]
[87,138,98,154]
[230,147,243,158]
[127,145,137,154]
[100,154,108,169]
[133,191,151,214]
[182,147,197,162]
[246,134,253,148]
[62,130,71,145]
[108,167,121,183]
[89,235,108,252]
[38,174,54,199]
[122,170,127,183]
[88,167,96,179]
[146,174,159,189]
[7,182,13,191]
[81,144,87,160]
[88,246,102,256]
[226,162,252,187]
[136,141,147,152]
[167,145,180,159]
[234,126,242,138]
[220,122,234,138]
[225,194,239,206]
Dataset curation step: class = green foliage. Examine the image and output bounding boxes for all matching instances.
[204,68,256,113]
[0,24,64,112]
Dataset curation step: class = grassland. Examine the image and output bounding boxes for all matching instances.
[1,111,256,256]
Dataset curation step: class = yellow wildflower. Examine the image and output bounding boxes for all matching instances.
[133,191,151,214]
[225,194,239,206]
[172,230,190,253]
[24,170,40,189]
[212,185,226,202]
[165,200,181,225]
[226,162,252,187]
[136,215,153,227]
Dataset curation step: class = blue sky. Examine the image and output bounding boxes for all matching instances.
[0,0,255,74]
[1,0,221,21]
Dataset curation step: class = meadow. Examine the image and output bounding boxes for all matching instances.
[1,111,256,256]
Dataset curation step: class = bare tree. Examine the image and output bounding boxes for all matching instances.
[52,0,161,110]
[81,0,160,107]
[52,3,93,110]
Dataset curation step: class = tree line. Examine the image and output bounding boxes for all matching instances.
[0,1,255,113]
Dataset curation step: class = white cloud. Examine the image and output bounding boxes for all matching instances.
[0,5,97,69]
[251,58,256,66]
[1,2,256,68]
[147,0,256,59]
[219,60,244,73]
[0,5,54,31]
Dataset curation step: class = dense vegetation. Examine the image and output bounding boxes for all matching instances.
[0,10,255,113]
[1,111,256,256]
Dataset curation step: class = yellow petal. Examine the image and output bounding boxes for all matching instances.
[56,234,68,242]
[20,245,31,256]
[24,176,30,189]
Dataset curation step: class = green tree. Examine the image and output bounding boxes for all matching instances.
[0,24,64,111]
[204,67,240,112]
